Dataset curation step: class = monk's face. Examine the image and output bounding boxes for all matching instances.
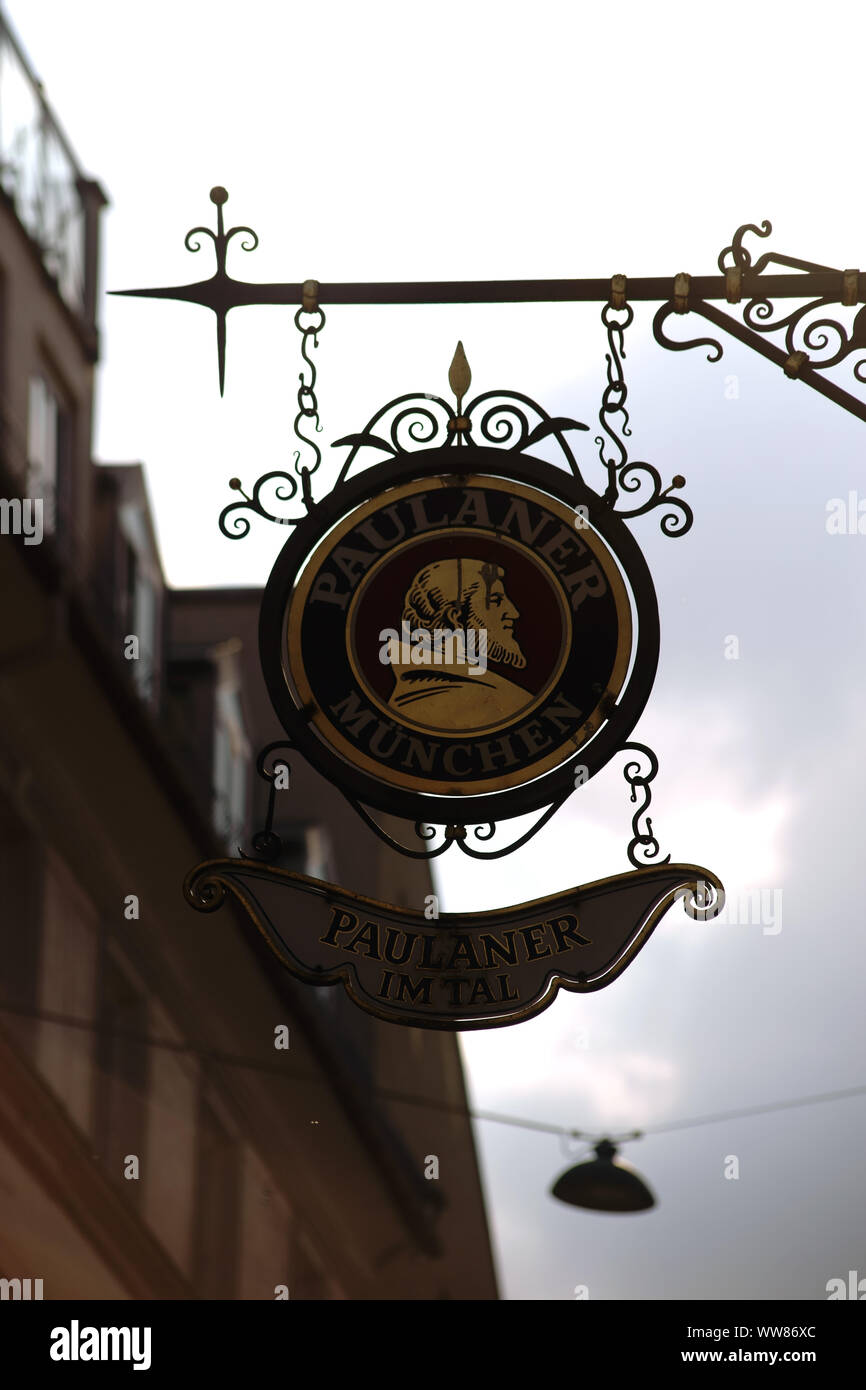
[467,576,526,669]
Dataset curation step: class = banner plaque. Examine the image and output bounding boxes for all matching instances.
[185,859,722,1030]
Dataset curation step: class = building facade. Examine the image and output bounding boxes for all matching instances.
[0,8,497,1300]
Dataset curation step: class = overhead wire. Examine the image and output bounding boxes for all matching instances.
[1,999,864,1144]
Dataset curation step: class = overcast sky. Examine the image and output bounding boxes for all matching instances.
[10,0,866,1299]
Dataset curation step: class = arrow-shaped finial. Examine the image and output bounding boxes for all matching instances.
[448,341,471,411]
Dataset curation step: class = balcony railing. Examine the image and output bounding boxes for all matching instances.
[0,10,103,334]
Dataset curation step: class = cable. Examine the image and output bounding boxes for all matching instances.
[374,1082,866,1141]
[640,1083,866,1137]
[1,998,864,1143]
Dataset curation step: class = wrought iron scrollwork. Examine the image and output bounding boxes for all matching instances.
[244,744,669,868]
[654,218,866,414]
[598,303,693,537]
[340,802,456,861]
[620,742,671,869]
[219,298,325,538]
[219,471,306,538]
[242,740,296,862]
[718,219,773,272]
[184,866,229,912]
[720,220,866,378]
[181,187,260,397]
[333,790,574,862]
[678,874,726,922]
[242,741,569,867]
[652,302,724,362]
[184,188,259,275]
[454,797,571,860]
[333,382,590,486]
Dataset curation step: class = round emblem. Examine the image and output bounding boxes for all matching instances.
[260,447,659,821]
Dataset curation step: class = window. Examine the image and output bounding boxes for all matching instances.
[213,683,249,849]
[118,502,162,707]
[27,373,70,538]
[133,573,157,699]
[123,541,157,700]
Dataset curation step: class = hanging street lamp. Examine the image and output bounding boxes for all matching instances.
[551,1137,656,1213]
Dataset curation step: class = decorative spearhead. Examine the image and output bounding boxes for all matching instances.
[448,341,471,412]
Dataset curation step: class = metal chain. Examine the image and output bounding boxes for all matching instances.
[293,281,326,507]
[596,298,634,506]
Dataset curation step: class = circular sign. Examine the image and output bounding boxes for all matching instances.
[260,446,659,822]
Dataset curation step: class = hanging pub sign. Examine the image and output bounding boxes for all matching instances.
[118,190,723,1029]
[183,336,724,1030]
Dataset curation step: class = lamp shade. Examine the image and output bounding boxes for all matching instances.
[551,1138,656,1212]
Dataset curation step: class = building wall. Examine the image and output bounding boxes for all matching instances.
[0,11,497,1302]
[37,848,99,1135]
[0,526,499,1298]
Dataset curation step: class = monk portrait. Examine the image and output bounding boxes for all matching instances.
[386,557,531,730]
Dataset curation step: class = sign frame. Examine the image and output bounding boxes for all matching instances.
[258,443,661,824]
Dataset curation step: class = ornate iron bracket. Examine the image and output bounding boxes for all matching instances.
[653,220,866,423]
[114,194,866,423]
